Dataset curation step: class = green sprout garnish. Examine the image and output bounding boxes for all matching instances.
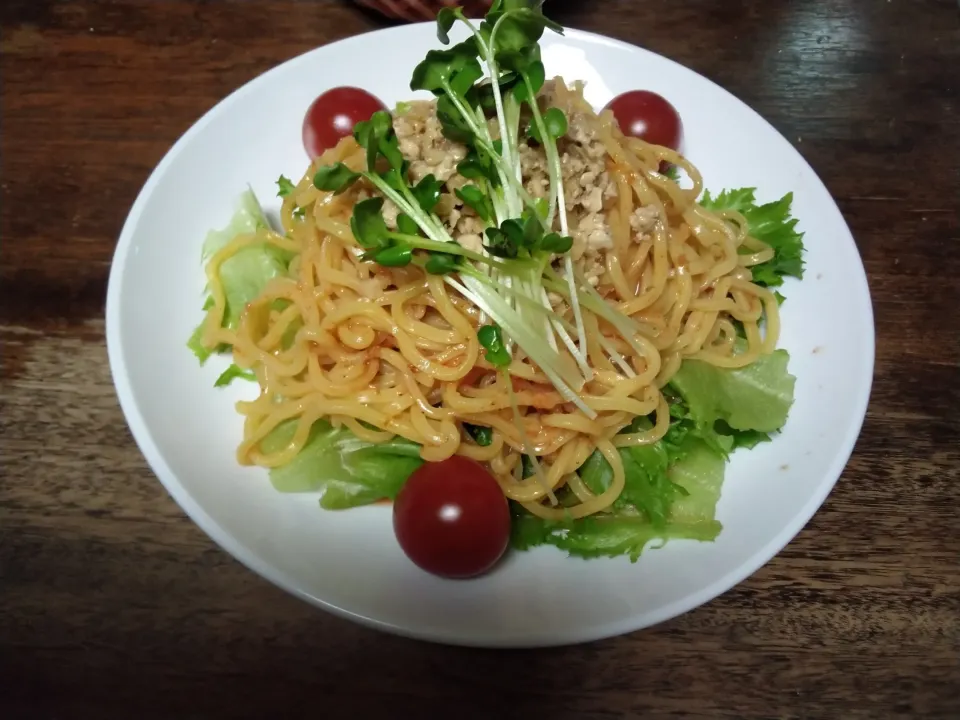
[478,323,511,367]
[307,0,648,421]
[276,175,296,197]
[464,423,494,446]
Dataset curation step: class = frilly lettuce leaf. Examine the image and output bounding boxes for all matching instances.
[700,188,805,287]
[669,349,796,438]
[509,434,724,562]
[510,345,797,560]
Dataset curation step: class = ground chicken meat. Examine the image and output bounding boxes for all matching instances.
[581,252,606,287]
[577,213,613,253]
[629,205,660,243]
[393,102,467,183]
[457,233,484,254]
[379,83,626,263]
[381,197,400,229]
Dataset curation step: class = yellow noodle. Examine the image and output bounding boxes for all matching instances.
[195,81,785,521]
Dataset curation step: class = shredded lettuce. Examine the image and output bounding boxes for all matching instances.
[262,419,424,509]
[700,188,805,287]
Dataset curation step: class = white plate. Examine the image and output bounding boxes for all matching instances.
[106,22,874,647]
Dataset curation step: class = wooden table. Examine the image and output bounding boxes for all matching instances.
[3,1,958,717]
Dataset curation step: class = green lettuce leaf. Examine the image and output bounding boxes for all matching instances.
[201,187,269,260]
[213,364,255,387]
[669,349,796,439]
[186,322,215,364]
[508,342,798,562]
[700,188,804,287]
[578,418,688,529]
[509,503,557,551]
[508,435,724,561]
[187,189,293,366]
[261,419,424,509]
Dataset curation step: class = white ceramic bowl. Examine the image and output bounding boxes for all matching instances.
[106,23,874,647]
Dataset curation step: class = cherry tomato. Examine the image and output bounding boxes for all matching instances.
[604,90,683,150]
[393,456,510,579]
[302,86,386,158]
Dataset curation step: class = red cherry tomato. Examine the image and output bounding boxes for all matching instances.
[604,90,683,150]
[302,86,386,158]
[393,456,510,579]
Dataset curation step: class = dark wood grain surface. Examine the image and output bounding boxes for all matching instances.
[2,1,959,717]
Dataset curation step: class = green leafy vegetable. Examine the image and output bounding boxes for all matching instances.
[482,215,572,258]
[669,349,796,437]
[539,232,572,254]
[512,59,545,101]
[371,244,413,267]
[410,174,443,215]
[350,197,391,250]
[509,434,724,561]
[578,425,689,529]
[200,187,268,260]
[276,175,296,198]
[312,162,361,194]
[436,6,457,44]
[455,185,495,222]
[483,225,519,259]
[424,251,460,275]
[214,364,256,387]
[263,420,423,509]
[700,188,805,287]
[396,213,420,237]
[478,323,511,366]
[188,189,291,369]
[464,423,493,447]
[661,164,680,182]
[186,323,216,364]
[510,340,799,561]
[528,107,567,143]
[520,454,535,479]
[510,503,554,550]
[410,43,481,96]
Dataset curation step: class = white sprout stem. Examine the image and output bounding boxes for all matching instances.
[481,49,518,216]
[523,75,558,229]
[523,76,591,376]
[540,286,593,377]
[504,95,524,188]
[596,333,637,378]
[470,104,537,213]
[444,274,596,418]
[550,309,632,379]
[366,174,452,245]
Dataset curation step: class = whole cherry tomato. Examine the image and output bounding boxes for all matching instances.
[302,86,386,158]
[604,90,683,150]
[393,456,511,579]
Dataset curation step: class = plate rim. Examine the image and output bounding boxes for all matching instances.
[105,22,875,648]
